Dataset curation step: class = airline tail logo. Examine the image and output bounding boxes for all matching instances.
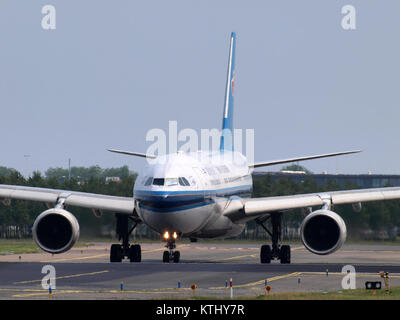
[231,72,235,95]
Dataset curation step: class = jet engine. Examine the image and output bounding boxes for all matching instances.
[300,209,346,255]
[32,208,80,254]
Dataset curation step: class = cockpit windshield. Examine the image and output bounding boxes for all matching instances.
[150,177,191,186]
[165,178,179,186]
[179,177,190,186]
[152,178,164,186]
[144,177,153,186]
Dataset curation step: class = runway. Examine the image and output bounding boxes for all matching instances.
[1,242,400,299]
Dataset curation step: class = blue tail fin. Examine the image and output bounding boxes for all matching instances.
[220,32,236,151]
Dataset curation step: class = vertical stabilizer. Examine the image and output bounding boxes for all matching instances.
[220,32,236,151]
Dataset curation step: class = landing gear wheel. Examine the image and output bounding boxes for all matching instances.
[135,245,142,262]
[129,244,142,262]
[110,244,123,262]
[257,213,292,264]
[111,214,141,262]
[280,245,291,264]
[173,251,180,263]
[260,245,272,264]
[163,250,170,263]
[162,234,180,263]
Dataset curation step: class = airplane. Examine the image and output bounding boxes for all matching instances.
[1,32,400,264]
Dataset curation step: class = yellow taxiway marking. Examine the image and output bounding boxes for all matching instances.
[14,270,109,284]
[0,288,46,292]
[209,272,301,290]
[11,288,191,298]
[339,250,400,254]
[142,247,169,254]
[213,254,257,262]
[40,254,109,263]
[211,246,304,262]
[291,246,305,251]
[300,272,400,278]
[12,291,83,298]
[39,247,167,263]
[209,269,400,290]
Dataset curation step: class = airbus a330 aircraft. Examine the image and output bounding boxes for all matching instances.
[1,33,400,264]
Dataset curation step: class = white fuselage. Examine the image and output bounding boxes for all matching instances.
[133,151,252,239]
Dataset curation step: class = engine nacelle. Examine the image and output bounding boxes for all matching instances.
[300,209,347,255]
[32,208,80,254]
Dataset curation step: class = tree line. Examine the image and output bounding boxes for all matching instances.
[0,165,399,240]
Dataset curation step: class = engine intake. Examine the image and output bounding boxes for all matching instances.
[300,209,346,255]
[32,208,80,254]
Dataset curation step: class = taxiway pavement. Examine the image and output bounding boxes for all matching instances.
[0,242,399,299]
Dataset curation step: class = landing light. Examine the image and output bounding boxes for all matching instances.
[173,232,178,239]
[163,231,169,240]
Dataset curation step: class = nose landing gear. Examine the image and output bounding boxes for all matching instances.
[162,232,180,263]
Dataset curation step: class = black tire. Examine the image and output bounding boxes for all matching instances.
[135,245,141,262]
[110,244,123,262]
[280,245,291,264]
[129,244,141,262]
[173,251,180,263]
[128,245,135,262]
[163,250,170,263]
[260,245,271,264]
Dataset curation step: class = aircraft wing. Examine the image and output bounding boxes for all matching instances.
[107,149,156,159]
[249,150,361,168]
[0,184,136,215]
[226,187,400,221]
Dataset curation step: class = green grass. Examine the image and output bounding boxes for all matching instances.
[252,287,400,300]
[0,240,40,255]
[0,239,94,255]
[187,286,400,300]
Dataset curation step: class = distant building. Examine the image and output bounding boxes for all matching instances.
[253,171,400,188]
[105,176,121,184]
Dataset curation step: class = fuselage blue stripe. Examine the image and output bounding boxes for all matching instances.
[135,183,251,212]
[139,200,214,213]
[134,184,252,196]
[139,195,251,213]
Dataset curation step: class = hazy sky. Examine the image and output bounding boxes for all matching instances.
[1,1,399,176]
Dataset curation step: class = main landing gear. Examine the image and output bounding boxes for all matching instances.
[162,231,180,263]
[110,214,141,263]
[256,212,291,264]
